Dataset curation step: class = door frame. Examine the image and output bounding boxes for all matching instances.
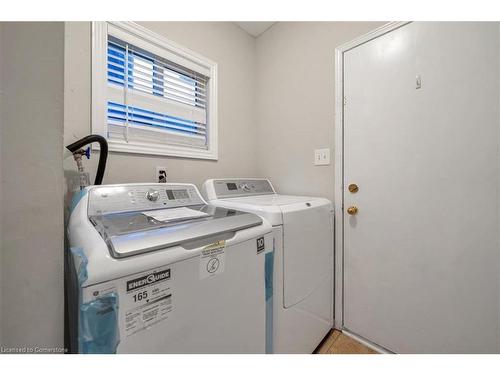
[333,21,411,331]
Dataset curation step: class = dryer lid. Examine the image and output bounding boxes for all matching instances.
[209,195,331,226]
[224,194,323,206]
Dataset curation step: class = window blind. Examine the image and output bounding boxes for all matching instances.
[106,36,209,149]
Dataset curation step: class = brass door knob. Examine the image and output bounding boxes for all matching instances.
[347,206,358,215]
[348,183,359,193]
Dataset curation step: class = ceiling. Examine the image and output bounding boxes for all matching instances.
[235,22,276,37]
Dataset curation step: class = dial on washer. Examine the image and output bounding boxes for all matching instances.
[146,189,160,202]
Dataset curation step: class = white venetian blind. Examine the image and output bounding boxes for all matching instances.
[106,36,210,148]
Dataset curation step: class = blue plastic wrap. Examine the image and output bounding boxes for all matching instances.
[265,250,274,354]
[70,247,88,287]
[70,247,120,354]
[79,292,120,354]
[69,189,87,215]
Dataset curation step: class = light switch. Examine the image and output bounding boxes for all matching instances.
[416,74,422,89]
[314,148,330,166]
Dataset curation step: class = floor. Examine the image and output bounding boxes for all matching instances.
[314,329,378,354]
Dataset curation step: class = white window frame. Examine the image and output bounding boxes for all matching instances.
[92,21,218,160]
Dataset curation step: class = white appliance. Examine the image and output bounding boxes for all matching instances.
[202,178,334,353]
[66,183,272,354]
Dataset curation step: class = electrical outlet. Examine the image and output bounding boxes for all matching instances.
[314,148,330,166]
[156,166,167,183]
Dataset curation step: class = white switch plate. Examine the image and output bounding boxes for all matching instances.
[314,148,330,166]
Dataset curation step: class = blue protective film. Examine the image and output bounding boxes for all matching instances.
[69,247,120,353]
[70,247,88,287]
[69,189,87,215]
[265,250,274,354]
[79,292,120,354]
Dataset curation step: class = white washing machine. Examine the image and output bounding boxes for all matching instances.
[202,178,334,353]
[66,183,272,353]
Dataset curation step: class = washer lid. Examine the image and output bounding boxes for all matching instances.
[90,205,263,258]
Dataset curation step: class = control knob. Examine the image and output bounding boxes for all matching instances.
[240,183,251,192]
[146,189,160,202]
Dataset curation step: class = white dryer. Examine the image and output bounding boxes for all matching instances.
[66,183,272,353]
[202,178,334,353]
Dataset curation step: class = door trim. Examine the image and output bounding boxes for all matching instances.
[333,21,411,330]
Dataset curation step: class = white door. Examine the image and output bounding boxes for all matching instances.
[343,22,500,353]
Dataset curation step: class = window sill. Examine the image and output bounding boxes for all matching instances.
[107,140,218,160]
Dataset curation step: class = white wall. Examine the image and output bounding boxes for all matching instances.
[255,22,384,201]
[64,22,258,195]
[0,22,65,349]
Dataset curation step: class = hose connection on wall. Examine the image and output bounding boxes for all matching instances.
[66,134,109,189]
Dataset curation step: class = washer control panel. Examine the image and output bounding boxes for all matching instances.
[212,179,275,199]
[88,184,206,215]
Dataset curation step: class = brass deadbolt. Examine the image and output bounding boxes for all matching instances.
[348,183,359,193]
[347,206,359,215]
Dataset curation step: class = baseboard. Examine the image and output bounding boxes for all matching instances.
[341,328,394,354]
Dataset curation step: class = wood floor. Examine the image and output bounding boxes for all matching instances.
[314,329,378,354]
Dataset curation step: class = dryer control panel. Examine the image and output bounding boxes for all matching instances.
[88,184,206,215]
[208,179,275,199]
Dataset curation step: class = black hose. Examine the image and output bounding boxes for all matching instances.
[66,135,108,185]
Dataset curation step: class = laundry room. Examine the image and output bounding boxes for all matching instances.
[1,0,500,373]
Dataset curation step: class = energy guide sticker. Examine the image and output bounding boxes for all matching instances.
[123,267,173,337]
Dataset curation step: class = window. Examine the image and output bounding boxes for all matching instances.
[92,22,218,159]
